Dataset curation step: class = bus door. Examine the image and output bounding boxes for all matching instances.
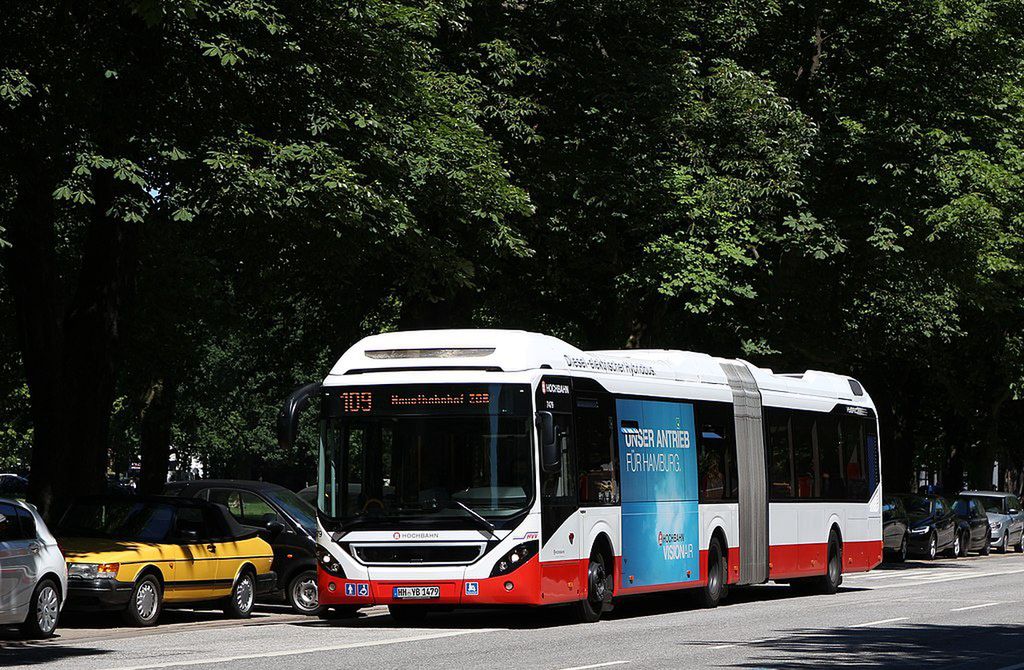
[720,362,769,585]
[536,376,581,602]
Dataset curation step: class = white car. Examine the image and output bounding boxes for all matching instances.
[0,497,67,637]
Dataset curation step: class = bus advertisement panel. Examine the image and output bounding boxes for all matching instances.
[617,398,699,588]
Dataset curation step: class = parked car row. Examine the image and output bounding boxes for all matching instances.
[0,479,320,638]
[883,490,1024,561]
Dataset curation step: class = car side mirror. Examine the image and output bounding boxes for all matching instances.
[1010,508,1020,515]
[536,411,561,474]
[263,520,285,541]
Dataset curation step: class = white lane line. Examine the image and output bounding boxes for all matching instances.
[869,567,1024,589]
[709,644,736,650]
[556,662,632,670]
[951,602,1002,612]
[849,617,908,628]
[100,629,500,670]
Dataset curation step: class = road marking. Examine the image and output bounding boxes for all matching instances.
[868,567,1024,589]
[849,617,907,628]
[710,644,736,650]
[556,662,632,670]
[951,602,1002,611]
[101,629,501,670]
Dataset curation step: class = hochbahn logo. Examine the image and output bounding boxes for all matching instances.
[541,381,569,394]
[657,530,694,560]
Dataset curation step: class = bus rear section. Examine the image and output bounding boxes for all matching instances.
[278,329,882,622]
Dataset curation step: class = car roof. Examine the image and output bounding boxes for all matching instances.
[72,494,217,508]
[165,479,289,493]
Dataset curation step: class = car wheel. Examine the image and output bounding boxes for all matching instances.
[123,574,162,627]
[981,535,991,555]
[957,532,968,558]
[895,534,908,563]
[388,604,429,624]
[998,532,1009,554]
[574,548,613,622]
[696,538,726,608]
[287,570,324,616]
[20,578,60,639]
[1016,531,1024,554]
[224,570,256,619]
[928,532,938,560]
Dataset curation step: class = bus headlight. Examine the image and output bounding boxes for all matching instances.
[317,546,346,577]
[489,541,538,578]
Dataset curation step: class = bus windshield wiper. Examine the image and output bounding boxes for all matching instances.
[450,500,499,540]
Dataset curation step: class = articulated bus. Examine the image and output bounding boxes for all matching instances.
[278,330,883,623]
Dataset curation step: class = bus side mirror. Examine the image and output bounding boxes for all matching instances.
[277,382,322,450]
[537,412,561,473]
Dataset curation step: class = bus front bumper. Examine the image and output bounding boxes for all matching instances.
[317,556,546,607]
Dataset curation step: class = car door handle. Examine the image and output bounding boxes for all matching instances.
[28,543,40,554]
[207,544,217,553]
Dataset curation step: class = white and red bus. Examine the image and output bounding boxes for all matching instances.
[278,329,882,623]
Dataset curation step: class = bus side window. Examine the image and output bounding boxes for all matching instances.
[766,408,794,500]
[697,402,738,502]
[815,415,845,500]
[574,395,618,505]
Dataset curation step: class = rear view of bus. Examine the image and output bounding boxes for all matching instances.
[278,330,883,624]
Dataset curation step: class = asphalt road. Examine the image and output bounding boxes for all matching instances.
[4,552,1024,669]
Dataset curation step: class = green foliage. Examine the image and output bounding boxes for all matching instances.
[2,0,1024,490]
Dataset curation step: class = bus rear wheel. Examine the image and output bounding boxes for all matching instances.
[792,530,842,595]
[696,537,726,608]
[574,549,612,623]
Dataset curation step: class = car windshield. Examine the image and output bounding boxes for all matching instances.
[953,498,970,515]
[58,500,174,542]
[268,488,317,533]
[974,495,1005,516]
[901,496,932,516]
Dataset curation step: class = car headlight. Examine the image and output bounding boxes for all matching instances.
[909,526,930,534]
[67,562,120,580]
[990,521,1002,529]
[489,541,538,578]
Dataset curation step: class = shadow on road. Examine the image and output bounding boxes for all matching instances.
[0,638,112,666]
[297,583,869,631]
[713,623,1024,668]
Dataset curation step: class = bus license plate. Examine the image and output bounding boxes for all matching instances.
[393,586,440,600]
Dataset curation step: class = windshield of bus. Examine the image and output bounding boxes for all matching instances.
[319,384,534,529]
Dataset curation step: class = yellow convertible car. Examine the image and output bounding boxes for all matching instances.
[58,495,275,626]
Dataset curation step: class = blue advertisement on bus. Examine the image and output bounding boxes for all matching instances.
[617,398,699,588]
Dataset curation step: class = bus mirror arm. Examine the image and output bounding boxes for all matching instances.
[277,382,322,449]
[536,411,561,473]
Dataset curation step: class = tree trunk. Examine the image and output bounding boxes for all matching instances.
[3,157,67,520]
[4,165,137,520]
[138,375,176,494]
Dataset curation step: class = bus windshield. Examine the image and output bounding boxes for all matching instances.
[318,384,534,529]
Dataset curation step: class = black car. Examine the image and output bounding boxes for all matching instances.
[882,495,910,562]
[165,480,321,614]
[897,493,958,559]
[953,495,992,556]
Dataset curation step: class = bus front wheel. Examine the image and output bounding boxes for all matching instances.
[574,549,612,623]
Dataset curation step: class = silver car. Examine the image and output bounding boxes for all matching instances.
[0,498,67,637]
[964,490,1024,553]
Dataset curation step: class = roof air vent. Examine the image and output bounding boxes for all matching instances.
[365,347,495,360]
